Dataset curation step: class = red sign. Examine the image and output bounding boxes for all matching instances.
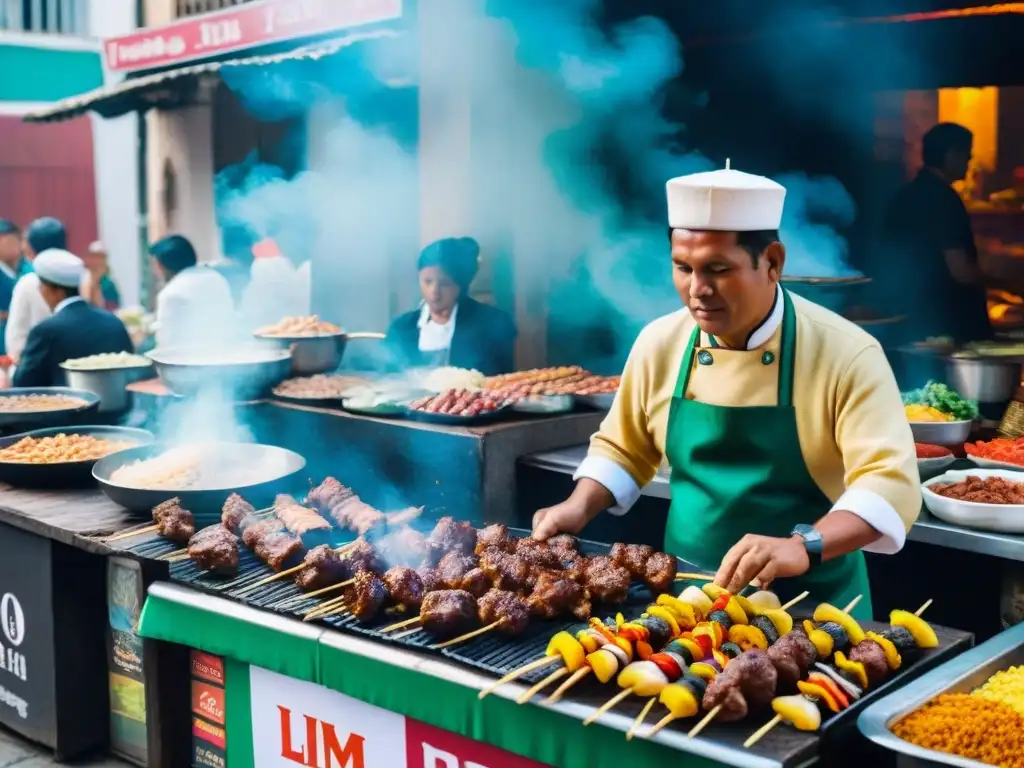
[193,717,227,751]
[104,0,403,73]
[192,681,226,726]
[191,651,225,686]
[405,718,551,768]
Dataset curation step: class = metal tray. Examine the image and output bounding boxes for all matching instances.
[577,393,616,411]
[93,442,308,524]
[511,394,575,416]
[404,404,512,426]
[0,425,154,488]
[859,620,1022,767]
[0,387,100,430]
[341,399,407,418]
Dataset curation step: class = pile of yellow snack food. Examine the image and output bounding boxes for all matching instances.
[893,665,1024,767]
[0,434,136,464]
[904,403,955,423]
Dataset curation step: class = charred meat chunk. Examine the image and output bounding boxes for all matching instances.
[255,531,303,572]
[274,494,331,535]
[152,497,184,523]
[703,650,778,722]
[241,518,280,550]
[383,566,425,609]
[559,550,586,583]
[740,649,779,711]
[478,548,530,593]
[476,523,514,554]
[437,552,478,589]
[157,504,195,544]
[338,539,383,575]
[420,590,477,637]
[643,552,677,594]
[849,639,890,685]
[427,516,477,557]
[515,539,564,571]
[221,493,255,534]
[416,566,443,593]
[460,568,491,598]
[528,570,584,620]
[478,589,530,636]
[583,555,631,605]
[547,534,579,553]
[347,571,388,623]
[187,525,238,575]
[294,545,350,592]
[306,477,352,513]
[610,542,655,578]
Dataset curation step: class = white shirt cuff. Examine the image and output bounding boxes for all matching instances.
[574,456,642,516]
[829,487,907,554]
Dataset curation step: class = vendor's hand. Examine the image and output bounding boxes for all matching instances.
[714,534,810,593]
[532,501,591,540]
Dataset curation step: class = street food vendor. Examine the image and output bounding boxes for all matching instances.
[532,166,920,620]
[385,237,517,375]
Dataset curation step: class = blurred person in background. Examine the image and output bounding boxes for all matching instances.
[385,237,517,375]
[6,217,66,364]
[240,237,306,332]
[149,234,236,349]
[13,249,133,387]
[0,219,30,356]
[81,241,122,311]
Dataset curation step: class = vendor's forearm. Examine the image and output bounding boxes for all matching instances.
[814,510,883,561]
[568,478,617,522]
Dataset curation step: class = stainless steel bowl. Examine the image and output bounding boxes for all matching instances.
[147,347,292,401]
[60,364,154,414]
[909,419,974,446]
[255,332,385,376]
[946,354,1020,404]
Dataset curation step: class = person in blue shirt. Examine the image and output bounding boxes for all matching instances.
[0,219,30,356]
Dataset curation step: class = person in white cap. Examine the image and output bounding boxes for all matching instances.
[12,249,133,388]
[532,164,919,620]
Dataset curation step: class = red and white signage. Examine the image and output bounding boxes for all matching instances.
[105,0,403,74]
[249,667,551,768]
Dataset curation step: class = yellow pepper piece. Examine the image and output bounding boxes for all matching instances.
[866,631,902,670]
[656,594,698,630]
[689,662,718,682]
[546,631,586,672]
[808,629,834,659]
[773,694,822,730]
[588,648,620,683]
[679,586,713,617]
[728,624,768,651]
[615,612,625,630]
[577,630,600,654]
[834,651,869,690]
[724,598,749,626]
[797,681,839,713]
[660,683,700,719]
[679,638,705,662]
[890,610,939,649]
[733,594,757,617]
[647,606,681,636]
[612,636,635,662]
[813,604,866,646]
[702,583,730,602]
[760,608,794,637]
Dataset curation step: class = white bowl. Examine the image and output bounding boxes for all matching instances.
[967,455,1024,471]
[922,468,1024,533]
[908,419,973,446]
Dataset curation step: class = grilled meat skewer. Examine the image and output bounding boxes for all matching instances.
[274,494,331,536]
[155,500,195,543]
[187,525,239,575]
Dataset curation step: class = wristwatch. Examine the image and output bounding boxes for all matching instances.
[791,524,823,568]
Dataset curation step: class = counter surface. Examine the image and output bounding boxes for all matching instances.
[522,445,1024,562]
[0,484,130,553]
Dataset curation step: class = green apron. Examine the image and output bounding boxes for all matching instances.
[665,289,873,621]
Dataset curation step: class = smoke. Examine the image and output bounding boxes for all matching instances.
[212,0,863,371]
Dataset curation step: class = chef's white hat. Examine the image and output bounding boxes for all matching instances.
[34,248,84,288]
[666,162,786,232]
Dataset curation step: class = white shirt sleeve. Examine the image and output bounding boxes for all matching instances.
[574,455,643,516]
[5,275,50,362]
[828,488,906,554]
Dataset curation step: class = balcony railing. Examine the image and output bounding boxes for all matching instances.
[175,0,254,18]
[0,0,89,34]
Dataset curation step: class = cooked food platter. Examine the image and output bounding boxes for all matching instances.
[93,441,307,523]
[405,389,511,426]
[271,374,370,405]
[922,468,1024,534]
[0,387,100,430]
[254,316,385,375]
[0,425,154,488]
[147,346,292,400]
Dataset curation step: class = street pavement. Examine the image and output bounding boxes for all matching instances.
[0,726,129,767]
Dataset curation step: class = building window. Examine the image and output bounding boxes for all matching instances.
[0,0,89,34]
[175,0,254,19]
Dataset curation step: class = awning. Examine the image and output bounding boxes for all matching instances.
[23,29,401,124]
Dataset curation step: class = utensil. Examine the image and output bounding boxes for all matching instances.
[0,387,100,430]
[511,395,575,416]
[147,346,292,401]
[93,442,307,524]
[61,363,154,414]
[255,332,384,376]
[922,468,1024,533]
[0,425,154,489]
[908,419,973,446]
[945,354,1020,403]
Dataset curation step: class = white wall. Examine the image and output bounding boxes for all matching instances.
[87,0,142,307]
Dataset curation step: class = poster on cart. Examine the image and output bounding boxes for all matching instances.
[0,522,55,745]
[249,666,550,768]
[192,651,228,768]
[107,557,148,765]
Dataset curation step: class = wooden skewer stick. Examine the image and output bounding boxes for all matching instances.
[626,697,658,741]
[780,591,810,611]
[101,525,159,543]
[235,563,309,596]
[915,599,932,617]
[165,553,191,563]
[392,626,423,640]
[688,704,722,738]
[843,595,862,614]
[303,603,349,622]
[276,579,356,610]
[159,548,187,560]
[304,596,349,619]
[583,689,633,726]
[379,616,422,633]
[646,712,679,739]
[478,657,559,700]
[516,666,570,704]
[433,621,505,650]
[743,714,782,749]
[545,666,592,704]
[675,572,714,581]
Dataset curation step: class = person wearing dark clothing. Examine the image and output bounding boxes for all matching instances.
[13,249,133,388]
[879,123,991,345]
[0,219,27,355]
[385,237,517,375]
